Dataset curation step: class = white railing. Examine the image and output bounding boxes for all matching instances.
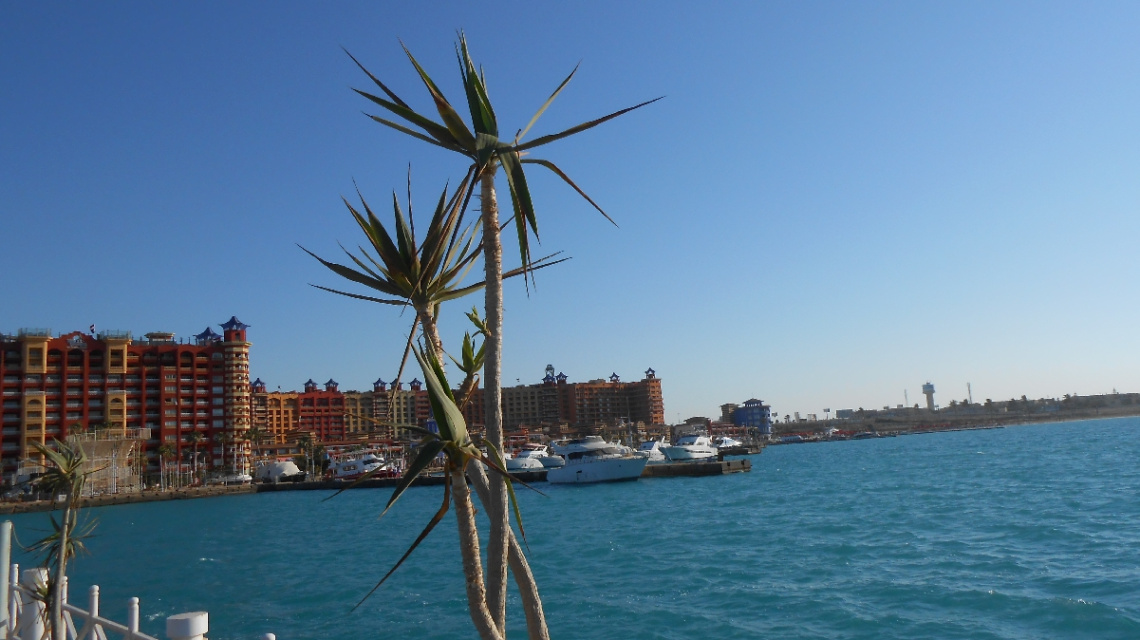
[0,521,275,640]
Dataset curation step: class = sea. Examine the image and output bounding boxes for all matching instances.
[6,417,1140,640]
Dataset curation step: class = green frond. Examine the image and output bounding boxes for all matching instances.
[380,439,446,519]
[354,469,453,610]
[400,41,477,152]
[521,158,617,226]
[514,96,664,152]
[517,62,579,143]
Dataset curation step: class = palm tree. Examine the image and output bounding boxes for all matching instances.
[212,431,230,476]
[302,171,563,401]
[157,443,175,491]
[349,36,657,634]
[295,432,314,480]
[307,175,553,635]
[186,431,205,484]
[29,439,96,640]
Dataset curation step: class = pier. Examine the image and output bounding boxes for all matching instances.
[642,458,751,477]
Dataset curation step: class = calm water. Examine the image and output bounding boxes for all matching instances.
[7,417,1140,640]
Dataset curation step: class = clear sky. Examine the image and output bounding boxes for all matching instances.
[3,2,1139,422]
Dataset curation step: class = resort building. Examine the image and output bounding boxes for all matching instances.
[501,367,665,430]
[0,317,254,483]
[731,398,773,435]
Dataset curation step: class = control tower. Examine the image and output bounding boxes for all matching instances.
[922,382,935,411]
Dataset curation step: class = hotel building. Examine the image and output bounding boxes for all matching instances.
[500,367,665,430]
[0,317,253,480]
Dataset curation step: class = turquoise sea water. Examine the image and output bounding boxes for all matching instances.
[7,417,1140,639]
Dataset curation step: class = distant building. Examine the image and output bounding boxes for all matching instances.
[730,398,772,435]
[501,367,665,430]
[922,382,936,411]
[0,317,253,481]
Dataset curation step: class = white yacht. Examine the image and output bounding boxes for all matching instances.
[635,439,669,463]
[712,435,743,449]
[546,448,648,484]
[506,443,564,471]
[662,434,718,461]
[327,452,392,481]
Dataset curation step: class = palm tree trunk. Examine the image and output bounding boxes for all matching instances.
[451,466,504,640]
[419,283,548,639]
[51,492,73,640]
[467,460,550,640]
[417,304,444,361]
[480,171,509,634]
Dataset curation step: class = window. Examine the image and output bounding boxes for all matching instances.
[27,348,43,367]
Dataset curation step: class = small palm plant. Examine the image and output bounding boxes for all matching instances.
[27,439,97,640]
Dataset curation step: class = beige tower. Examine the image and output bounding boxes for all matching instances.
[221,317,252,475]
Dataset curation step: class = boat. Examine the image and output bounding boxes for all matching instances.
[546,442,648,484]
[551,435,613,455]
[662,434,717,461]
[635,439,669,463]
[506,443,564,472]
[211,472,253,485]
[712,435,743,449]
[326,452,394,481]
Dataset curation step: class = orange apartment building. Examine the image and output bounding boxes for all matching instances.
[0,317,253,479]
[501,367,665,430]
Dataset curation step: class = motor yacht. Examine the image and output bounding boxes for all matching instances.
[544,444,652,483]
[635,439,669,463]
[327,452,394,481]
[662,434,717,461]
[506,443,564,471]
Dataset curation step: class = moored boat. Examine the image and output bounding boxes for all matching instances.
[326,452,396,481]
[546,446,648,484]
[662,434,717,461]
[506,443,564,471]
[635,439,669,463]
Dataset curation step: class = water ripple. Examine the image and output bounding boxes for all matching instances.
[6,418,1140,639]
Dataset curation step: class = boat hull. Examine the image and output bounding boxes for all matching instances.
[546,455,648,484]
[661,446,717,461]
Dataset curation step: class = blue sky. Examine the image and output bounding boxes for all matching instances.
[3,2,1139,421]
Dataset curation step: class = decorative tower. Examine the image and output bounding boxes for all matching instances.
[220,316,251,475]
[922,382,936,411]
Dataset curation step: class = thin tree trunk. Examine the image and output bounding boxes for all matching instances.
[451,466,504,640]
[421,283,549,640]
[417,304,444,361]
[467,461,550,640]
[480,171,509,635]
[51,497,71,640]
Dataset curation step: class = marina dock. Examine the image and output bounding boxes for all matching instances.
[642,458,751,477]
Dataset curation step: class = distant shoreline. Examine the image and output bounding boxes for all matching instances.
[5,410,1137,516]
[770,404,1140,437]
